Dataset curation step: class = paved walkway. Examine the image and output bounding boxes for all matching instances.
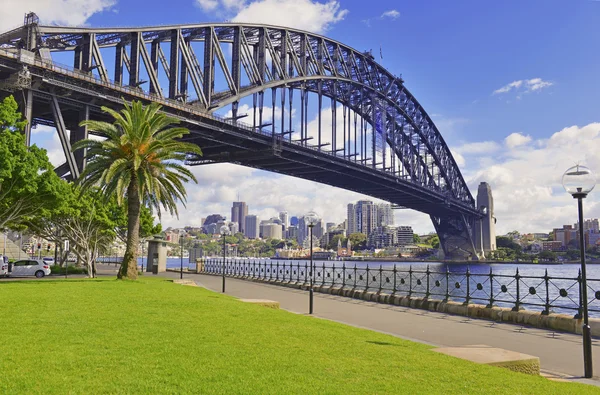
[157,271,600,384]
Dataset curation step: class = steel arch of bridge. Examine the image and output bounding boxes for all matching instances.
[0,16,482,258]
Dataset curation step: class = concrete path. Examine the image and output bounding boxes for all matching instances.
[158,271,600,384]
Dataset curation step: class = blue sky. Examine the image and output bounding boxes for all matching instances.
[4,0,600,235]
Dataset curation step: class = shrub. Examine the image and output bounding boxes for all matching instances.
[50,265,88,275]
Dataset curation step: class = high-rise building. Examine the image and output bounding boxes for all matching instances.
[376,203,394,227]
[231,202,248,234]
[475,182,497,256]
[396,226,413,246]
[326,222,336,232]
[356,200,376,236]
[286,226,298,240]
[577,219,600,233]
[297,216,307,245]
[244,215,259,239]
[368,226,397,248]
[227,222,239,235]
[279,211,289,229]
[314,219,324,240]
[260,223,283,240]
[290,216,299,226]
[347,203,357,234]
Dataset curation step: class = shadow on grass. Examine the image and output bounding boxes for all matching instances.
[366,340,400,347]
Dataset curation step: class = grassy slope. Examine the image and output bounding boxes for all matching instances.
[0,278,596,394]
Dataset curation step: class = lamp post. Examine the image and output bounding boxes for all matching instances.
[562,164,595,378]
[305,211,319,314]
[220,225,231,293]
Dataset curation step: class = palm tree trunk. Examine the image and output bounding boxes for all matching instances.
[118,175,141,279]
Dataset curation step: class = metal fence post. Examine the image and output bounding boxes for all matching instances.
[379,264,383,292]
[408,265,413,297]
[543,268,551,315]
[342,263,346,288]
[513,268,521,312]
[445,266,450,301]
[322,262,326,286]
[305,261,308,285]
[426,265,430,298]
[487,267,494,308]
[353,264,357,288]
[465,267,471,305]
[332,262,336,287]
[393,264,397,293]
[366,265,370,290]
[576,268,583,319]
[276,261,279,281]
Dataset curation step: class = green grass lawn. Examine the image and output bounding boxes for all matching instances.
[0,277,597,394]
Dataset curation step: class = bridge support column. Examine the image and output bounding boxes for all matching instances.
[431,213,478,260]
[50,95,79,180]
[71,104,89,173]
[22,89,33,147]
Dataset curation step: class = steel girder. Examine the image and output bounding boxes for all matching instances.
[0,18,480,258]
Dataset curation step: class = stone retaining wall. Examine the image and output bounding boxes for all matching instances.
[209,272,600,336]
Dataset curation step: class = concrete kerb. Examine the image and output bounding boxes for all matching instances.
[199,272,598,336]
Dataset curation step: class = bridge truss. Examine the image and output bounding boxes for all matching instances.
[0,14,483,258]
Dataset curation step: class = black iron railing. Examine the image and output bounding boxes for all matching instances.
[200,259,600,318]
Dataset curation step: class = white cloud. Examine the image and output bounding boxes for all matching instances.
[454,140,501,155]
[197,0,348,33]
[493,78,553,96]
[504,132,532,149]
[195,0,219,11]
[463,122,600,234]
[1,0,115,28]
[380,10,400,20]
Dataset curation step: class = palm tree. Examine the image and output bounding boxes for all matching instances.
[73,101,201,279]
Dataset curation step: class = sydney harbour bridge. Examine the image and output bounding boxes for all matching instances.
[0,13,486,258]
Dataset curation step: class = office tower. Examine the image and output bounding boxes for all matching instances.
[326,222,336,232]
[286,226,298,240]
[376,203,394,226]
[297,216,307,245]
[244,215,259,239]
[279,211,289,228]
[290,216,299,226]
[260,223,283,240]
[347,203,357,234]
[231,202,248,234]
[356,200,376,236]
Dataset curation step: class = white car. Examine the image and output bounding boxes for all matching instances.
[42,257,55,265]
[9,259,52,278]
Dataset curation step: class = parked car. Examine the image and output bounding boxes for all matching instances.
[7,259,51,278]
[0,257,8,277]
[42,257,55,265]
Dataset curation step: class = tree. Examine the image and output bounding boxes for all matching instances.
[0,96,66,229]
[27,185,116,277]
[565,249,580,261]
[111,203,162,244]
[73,101,202,279]
[413,234,421,244]
[496,236,522,252]
[538,250,557,261]
[328,234,346,250]
[429,235,440,249]
[348,233,367,250]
